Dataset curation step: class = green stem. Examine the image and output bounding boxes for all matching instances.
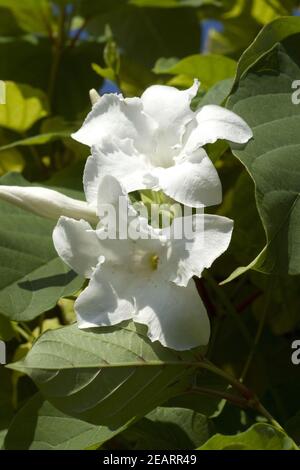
[198,358,254,400]
[255,401,285,433]
[196,357,284,433]
[14,324,33,343]
[19,322,33,337]
[189,386,248,409]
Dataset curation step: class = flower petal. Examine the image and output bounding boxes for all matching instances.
[76,262,210,350]
[150,148,222,207]
[72,93,156,154]
[162,214,233,287]
[75,263,136,328]
[141,80,198,136]
[185,104,253,151]
[141,80,199,156]
[84,139,150,206]
[134,276,210,350]
[0,186,97,224]
[53,216,102,278]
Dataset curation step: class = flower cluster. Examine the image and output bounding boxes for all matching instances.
[0,81,252,350]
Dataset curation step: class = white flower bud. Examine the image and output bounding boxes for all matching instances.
[0,185,97,225]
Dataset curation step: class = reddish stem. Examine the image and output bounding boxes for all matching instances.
[236,290,262,313]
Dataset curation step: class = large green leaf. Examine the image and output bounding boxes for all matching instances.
[4,393,126,450]
[7,322,201,427]
[0,172,83,321]
[235,16,300,83]
[225,35,300,279]
[199,423,298,450]
[0,82,49,133]
[153,54,236,89]
[125,406,213,450]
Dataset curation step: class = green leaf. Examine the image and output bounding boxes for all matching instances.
[226,34,300,277]
[0,146,24,175]
[206,2,297,61]
[226,172,265,268]
[0,429,7,449]
[4,393,127,450]
[235,16,300,84]
[206,1,261,60]
[0,172,83,321]
[166,372,228,418]
[198,423,298,450]
[0,131,72,151]
[0,82,49,133]
[251,0,297,26]
[92,63,116,82]
[196,78,234,108]
[125,407,213,450]
[0,0,51,36]
[153,54,237,89]
[7,322,201,428]
[130,0,219,7]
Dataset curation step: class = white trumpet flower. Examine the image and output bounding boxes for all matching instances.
[53,175,234,351]
[72,80,252,208]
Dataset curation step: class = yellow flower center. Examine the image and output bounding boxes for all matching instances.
[150,254,159,271]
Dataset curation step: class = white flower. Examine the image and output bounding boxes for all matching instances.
[53,175,233,351]
[72,80,252,208]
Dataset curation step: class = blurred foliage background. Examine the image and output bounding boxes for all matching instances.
[0,0,300,451]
